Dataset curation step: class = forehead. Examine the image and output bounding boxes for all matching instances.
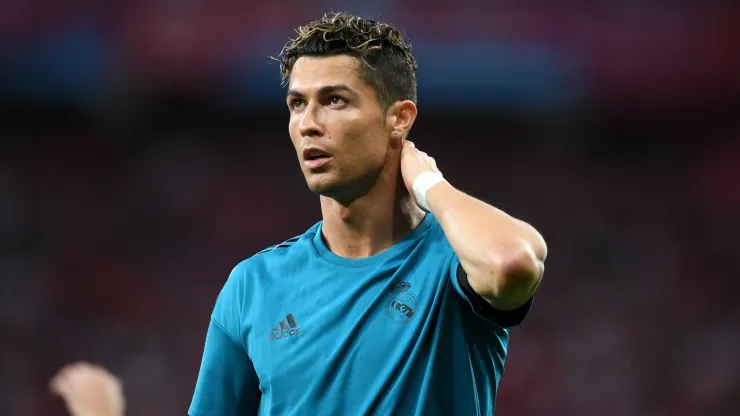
[288,55,369,94]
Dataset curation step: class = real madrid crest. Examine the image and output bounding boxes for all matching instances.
[385,282,418,324]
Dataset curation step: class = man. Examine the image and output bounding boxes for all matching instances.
[190,12,547,416]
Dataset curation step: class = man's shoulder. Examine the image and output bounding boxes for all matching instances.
[231,222,321,275]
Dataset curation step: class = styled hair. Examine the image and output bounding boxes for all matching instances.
[276,12,418,110]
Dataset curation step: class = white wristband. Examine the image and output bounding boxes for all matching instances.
[412,172,447,212]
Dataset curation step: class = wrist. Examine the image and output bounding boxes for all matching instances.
[412,172,447,212]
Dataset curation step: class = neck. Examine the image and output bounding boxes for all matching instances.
[319,167,426,259]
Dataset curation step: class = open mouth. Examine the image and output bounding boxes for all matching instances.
[302,147,331,164]
[303,148,332,170]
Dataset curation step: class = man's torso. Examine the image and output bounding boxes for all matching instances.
[225,215,510,415]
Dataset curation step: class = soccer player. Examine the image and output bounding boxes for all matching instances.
[190,12,547,416]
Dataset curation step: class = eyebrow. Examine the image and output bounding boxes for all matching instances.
[287,84,355,98]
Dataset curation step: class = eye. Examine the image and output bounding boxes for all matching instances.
[289,99,305,110]
[329,96,346,106]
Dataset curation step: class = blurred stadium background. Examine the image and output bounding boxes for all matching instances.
[1,1,739,415]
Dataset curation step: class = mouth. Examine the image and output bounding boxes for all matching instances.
[302,147,332,170]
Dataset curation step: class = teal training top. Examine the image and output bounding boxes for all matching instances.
[190,213,531,415]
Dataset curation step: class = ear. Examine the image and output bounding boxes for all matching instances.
[385,99,418,141]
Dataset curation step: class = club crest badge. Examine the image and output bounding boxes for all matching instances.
[385,282,418,324]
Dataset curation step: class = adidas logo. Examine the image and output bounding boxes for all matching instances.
[267,313,302,340]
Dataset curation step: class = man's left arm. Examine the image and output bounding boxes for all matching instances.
[401,141,547,312]
[427,182,546,311]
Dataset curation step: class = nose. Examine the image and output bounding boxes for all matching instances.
[299,103,323,138]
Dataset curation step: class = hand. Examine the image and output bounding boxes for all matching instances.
[50,362,126,416]
[400,140,444,206]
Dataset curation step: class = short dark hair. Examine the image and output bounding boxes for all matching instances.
[276,12,418,110]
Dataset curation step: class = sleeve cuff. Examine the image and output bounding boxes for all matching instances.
[456,263,532,328]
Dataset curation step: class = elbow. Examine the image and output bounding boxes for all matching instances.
[533,230,548,263]
[495,243,544,286]
[493,232,546,278]
[517,219,548,263]
[483,240,545,308]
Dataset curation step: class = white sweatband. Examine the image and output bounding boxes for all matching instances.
[412,172,447,212]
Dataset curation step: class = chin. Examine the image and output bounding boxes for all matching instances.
[306,173,382,204]
[305,175,344,196]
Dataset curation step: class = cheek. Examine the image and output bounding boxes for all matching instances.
[350,122,387,159]
[288,119,301,149]
[346,134,388,171]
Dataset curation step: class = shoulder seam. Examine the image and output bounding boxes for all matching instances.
[255,236,302,256]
